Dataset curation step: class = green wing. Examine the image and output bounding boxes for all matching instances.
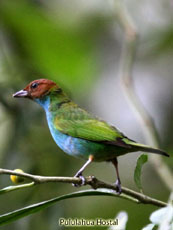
[53,104,129,147]
[53,103,169,155]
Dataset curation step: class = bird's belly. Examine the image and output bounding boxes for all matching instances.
[48,126,127,161]
[53,132,87,158]
[49,127,101,159]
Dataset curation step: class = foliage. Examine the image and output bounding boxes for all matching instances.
[134,154,148,192]
[0,189,122,226]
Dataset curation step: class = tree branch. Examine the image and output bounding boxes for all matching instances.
[0,168,167,208]
[112,0,173,191]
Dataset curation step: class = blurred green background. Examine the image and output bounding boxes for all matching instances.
[0,0,172,229]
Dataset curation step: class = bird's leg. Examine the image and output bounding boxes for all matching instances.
[73,155,93,187]
[112,158,122,194]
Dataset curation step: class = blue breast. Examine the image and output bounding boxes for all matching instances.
[34,97,91,159]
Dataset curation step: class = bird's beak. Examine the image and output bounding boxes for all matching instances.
[13,90,29,98]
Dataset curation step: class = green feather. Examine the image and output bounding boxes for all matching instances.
[53,102,123,142]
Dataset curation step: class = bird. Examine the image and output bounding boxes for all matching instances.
[13,79,169,194]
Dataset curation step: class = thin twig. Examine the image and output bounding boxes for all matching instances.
[0,168,167,207]
[112,0,173,191]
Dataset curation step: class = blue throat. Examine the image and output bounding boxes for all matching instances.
[34,96,55,139]
[34,96,50,111]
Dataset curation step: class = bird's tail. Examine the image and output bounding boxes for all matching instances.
[129,141,169,157]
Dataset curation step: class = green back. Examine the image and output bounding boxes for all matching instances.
[52,101,124,142]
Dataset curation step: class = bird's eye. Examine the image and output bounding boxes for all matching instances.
[31,82,39,89]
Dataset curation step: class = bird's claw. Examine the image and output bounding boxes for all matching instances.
[114,179,122,195]
[72,172,86,187]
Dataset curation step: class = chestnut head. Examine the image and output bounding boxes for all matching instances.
[13,79,59,99]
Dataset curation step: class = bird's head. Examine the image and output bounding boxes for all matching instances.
[13,79,60,100]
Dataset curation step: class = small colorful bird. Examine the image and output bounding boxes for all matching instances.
[13,79,169,193]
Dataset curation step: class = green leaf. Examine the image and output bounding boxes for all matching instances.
[0,189,119,226]
[0,183,35,195]
[134,154,148,192]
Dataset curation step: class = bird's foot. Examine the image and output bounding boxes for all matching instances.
[72,172,86,187]
[114,179,122,195]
